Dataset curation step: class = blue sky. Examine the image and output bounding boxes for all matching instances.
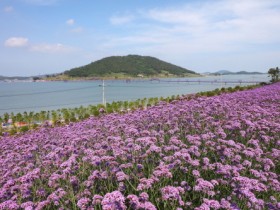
[1,0,280,76]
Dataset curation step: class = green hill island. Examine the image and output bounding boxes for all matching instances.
[47,55,198,80]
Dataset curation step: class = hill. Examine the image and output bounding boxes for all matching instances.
[64,55,197,78]
[215,70,232,75]
[235,71,264,75]
[211,70,264,75]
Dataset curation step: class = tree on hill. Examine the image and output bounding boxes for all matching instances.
[268,67,279,82]
[64,55,197,77]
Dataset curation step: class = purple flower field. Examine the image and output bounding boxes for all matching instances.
[0,83,280,210]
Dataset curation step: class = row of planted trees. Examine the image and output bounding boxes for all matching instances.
[196,84,260,97]
[0,84,261,136]
[0,96,173,135]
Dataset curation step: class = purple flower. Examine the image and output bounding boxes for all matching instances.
[21,201,34,209]
[192,170,201,177]
[127,194,140,208]
[194,178,215,196]
[35,200,49,210]
[161,186,184,201]
[77,197,90,210]
[0,200,19,209]
[203,199,220,209]
[36,188,46,197]
[139,192,149,202]
[194,203,210,210]
[138,201,157,210]
[116,171,129,182]
[92,194,103,205]
[101,191,126,210]
[137,178,154,191]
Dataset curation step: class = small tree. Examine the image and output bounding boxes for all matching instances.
[268,67,279,82]
[51,111,58,125]
[0,117,3,135]
[3,113,9,123]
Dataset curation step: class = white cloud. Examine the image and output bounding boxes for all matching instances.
[30,43,75,53]
[99,0,280,72]
[4,37,75,54]
[66,19,75,26]
[110,15,134,25]
[146,8,206,26]
[4,6,14,12]
[107,0,280,52]
[4,37,29,47]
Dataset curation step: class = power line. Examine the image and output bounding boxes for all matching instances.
[107,84,189,88]
[0,83,181,98]
[0,85,99,98]
[0,83,196,98]
[0,80,231,98]
[0,91,174,112]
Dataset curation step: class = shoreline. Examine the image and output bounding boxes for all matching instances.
[43,74,202,82]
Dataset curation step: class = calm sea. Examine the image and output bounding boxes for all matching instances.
[0,74,269,116]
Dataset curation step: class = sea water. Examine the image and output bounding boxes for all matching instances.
[0,74,270,116]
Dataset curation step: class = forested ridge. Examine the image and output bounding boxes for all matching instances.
[64,55,196,77]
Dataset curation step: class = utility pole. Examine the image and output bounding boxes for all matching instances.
[102,80,106,107]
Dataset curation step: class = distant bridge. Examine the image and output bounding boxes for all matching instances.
[148,78,265,84]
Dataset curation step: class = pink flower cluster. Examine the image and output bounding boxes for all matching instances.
[101,191,126,210]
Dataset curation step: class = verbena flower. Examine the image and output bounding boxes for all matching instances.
[92,194,103,205]
[101,191,126,210]
[77,197,90,210]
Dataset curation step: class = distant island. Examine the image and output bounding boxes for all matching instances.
[205,70,264,76]
[46,55,198,80]
[0,75,32,82]
[1,57,266,82]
